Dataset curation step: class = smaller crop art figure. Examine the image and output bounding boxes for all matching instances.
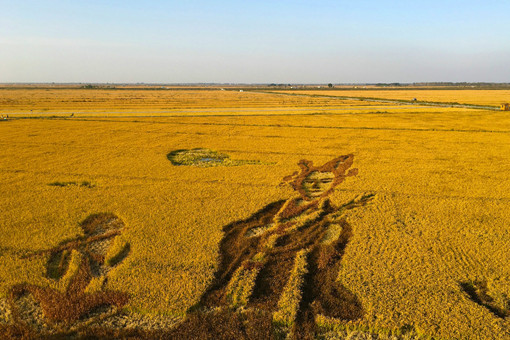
[8,213,131,334]
[172,154,374,339]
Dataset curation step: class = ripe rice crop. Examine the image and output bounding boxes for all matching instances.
[283,89,510,107]
[1,88,510,338]
[0,87,384,114]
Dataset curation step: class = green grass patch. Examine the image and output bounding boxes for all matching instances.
[167,148,266,167]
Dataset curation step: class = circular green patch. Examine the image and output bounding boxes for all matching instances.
[167,148,262,167]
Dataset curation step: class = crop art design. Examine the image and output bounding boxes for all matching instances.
[171,154,374,338]
[167,148,265,167]
[461,280,510,318]
[8,213,130,334]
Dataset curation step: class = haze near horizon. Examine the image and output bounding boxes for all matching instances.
[1,0,509,84]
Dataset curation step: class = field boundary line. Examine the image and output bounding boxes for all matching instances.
[250,90,500,111]
[4,106,430,116]
[8,117,510,134]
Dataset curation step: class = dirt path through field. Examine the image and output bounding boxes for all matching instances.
[254,90,500,111]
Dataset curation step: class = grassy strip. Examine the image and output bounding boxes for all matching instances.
[254,90,499,110]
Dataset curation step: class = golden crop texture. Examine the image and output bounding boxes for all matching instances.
[283,89,510,106]
[1,88,510,338]
[0,87,386,114]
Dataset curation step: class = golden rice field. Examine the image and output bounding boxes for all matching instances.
[0,87,389,114]
[283,89,510,107]
[1,88,510,339]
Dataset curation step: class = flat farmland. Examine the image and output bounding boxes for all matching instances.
[1,88,510,339]
[281,89,510,107]
[0,87,387,114]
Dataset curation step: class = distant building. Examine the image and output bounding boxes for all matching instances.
[501,103,510,111]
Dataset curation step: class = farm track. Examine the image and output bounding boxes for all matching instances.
[6,106,426,116]
[253,90,501,111]
[7,109,438,119]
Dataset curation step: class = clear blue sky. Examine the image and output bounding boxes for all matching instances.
[1,0,509,83]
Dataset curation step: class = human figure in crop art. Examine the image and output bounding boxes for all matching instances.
[172,154,374,338]
[8,213,130,333]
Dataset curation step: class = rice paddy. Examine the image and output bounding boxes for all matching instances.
[1,87,510,339]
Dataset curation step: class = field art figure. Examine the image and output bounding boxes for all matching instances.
[172,154,374,339]
[8,213,130,334]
